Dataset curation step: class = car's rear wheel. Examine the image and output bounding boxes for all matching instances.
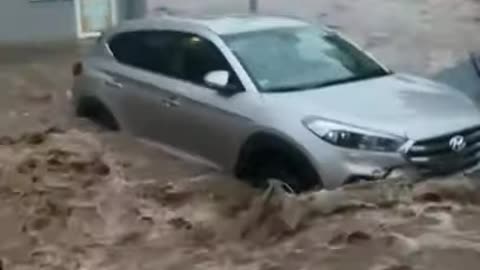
[76,98,119,131]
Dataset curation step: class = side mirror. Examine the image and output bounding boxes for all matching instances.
[204,70,230,88]
[204,70,241,95]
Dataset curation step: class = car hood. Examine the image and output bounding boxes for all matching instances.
[262,74,480,140]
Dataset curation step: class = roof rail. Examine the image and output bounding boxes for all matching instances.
[151,6,185,17]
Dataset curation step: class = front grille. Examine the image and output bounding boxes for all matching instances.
[406,126,480,176]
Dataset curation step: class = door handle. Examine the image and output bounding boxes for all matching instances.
[162,96,180,108]
[168,98,180,107]
[105,79,123,89]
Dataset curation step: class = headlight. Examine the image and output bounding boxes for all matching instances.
[303,118,406,152]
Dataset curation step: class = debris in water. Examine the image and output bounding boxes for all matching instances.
[168,217,193,230]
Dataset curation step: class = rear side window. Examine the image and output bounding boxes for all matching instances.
[108,31,182,77]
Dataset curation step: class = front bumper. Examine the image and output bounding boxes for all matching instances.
[304,133,480,189]
[311,146,480,189]
[302,132,411,189]
[294,123,480,189]
[310,146,417,189]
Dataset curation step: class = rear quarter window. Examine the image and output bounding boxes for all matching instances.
[108,32,144,67]
[107,31,183,77]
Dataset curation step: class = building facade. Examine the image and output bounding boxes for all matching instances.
[0,0,260,44]
[0,0,146,44]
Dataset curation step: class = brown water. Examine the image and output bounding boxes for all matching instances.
[1,128,480,270]
[2,1,480,268]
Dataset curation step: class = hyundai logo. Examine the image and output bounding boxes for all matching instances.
[449,135,467,152]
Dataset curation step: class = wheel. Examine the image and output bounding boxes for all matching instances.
[76,98,119,131]
[248,152,320,193]
[92,107,119,131]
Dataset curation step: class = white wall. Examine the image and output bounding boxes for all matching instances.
[0,0,76,43]
[146,0,249,15]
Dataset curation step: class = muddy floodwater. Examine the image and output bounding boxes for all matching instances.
[2,128,480,270]
[2,0,480,269]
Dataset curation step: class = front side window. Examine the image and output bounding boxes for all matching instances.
[177,34,243,90]
[223,26,390,92]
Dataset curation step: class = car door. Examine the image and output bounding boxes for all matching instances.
[105,30,187,142]
[157,33,256,167]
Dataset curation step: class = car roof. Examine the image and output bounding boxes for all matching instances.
[128,14,310,36]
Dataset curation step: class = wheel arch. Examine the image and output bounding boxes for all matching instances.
[234,131,322,186]
[75,95,120,130]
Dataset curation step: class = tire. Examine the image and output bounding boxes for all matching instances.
[76,98,119,131]
[247,151,321,193]
[93,108,119,131]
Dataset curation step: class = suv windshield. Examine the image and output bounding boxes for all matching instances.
[223,26,390,92]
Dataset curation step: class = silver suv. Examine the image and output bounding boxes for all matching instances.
[72,14,480,191]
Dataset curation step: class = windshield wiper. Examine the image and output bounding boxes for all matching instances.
[266,69,391,93]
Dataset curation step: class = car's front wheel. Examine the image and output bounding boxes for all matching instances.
[252,155,303,193]
[243,149,321,193]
